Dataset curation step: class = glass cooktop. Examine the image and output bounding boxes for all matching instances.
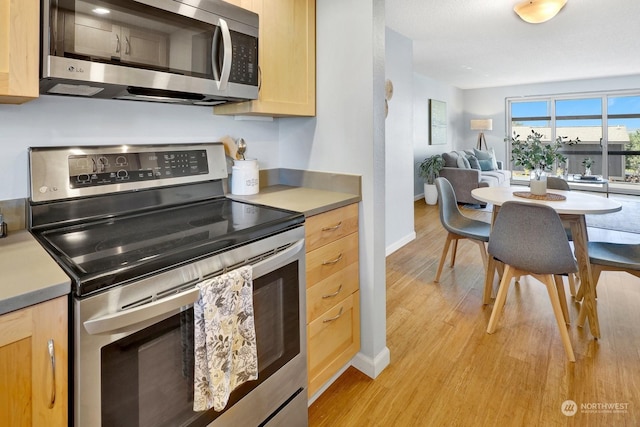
[33,198,303,296]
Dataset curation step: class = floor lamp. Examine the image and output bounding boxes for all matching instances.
[471,119,492,151]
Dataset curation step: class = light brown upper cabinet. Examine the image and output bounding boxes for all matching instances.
[215,0,316,117]
[0,0,39,104]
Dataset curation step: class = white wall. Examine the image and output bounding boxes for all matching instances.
[412,74,464,197]
[0,0,391,389]
[463,74,640,167]
[384,28,415,255]
[0,96,280,200]
[280,0,389,378]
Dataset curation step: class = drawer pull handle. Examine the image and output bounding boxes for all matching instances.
[322,253,343,265]
[323,307,344,323]
[322,221,342,231]
[322,284,343,299]
[48,339,56,409]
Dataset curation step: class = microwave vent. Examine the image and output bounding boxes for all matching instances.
[47,84,105,97]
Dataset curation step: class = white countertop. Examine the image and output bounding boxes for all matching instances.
[0,230,71,315]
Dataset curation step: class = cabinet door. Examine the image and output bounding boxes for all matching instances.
[305,204,359,252]
[122,27,169,67]
[306,232,359,287]
[307,290,360,397]
[70,14,121,59]
[215,0,316,117]
[0,0,39,104]
[0,297,68,426]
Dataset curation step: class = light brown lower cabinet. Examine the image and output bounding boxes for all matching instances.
[0,296,68,426]
[305,203,360,397]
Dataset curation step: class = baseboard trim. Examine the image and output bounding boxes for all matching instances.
[307,363,351,406]
[386,232,416,256]
[351,347,391,379]
[307,347,391,405]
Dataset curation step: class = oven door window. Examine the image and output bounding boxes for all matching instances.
[100,262,299,427]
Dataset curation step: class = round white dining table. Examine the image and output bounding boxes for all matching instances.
[472,185,622,339]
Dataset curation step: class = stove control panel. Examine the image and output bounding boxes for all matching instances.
[68,150,209,188]
[29,143,228,203]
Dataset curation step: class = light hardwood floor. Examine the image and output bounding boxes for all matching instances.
[308,200,640,426]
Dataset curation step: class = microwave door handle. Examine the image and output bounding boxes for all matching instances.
[212,18,232,91]
[83,287,200,335]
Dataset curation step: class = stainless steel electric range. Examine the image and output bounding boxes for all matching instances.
[28,143,308,427]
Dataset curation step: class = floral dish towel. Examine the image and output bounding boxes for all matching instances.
[193,265,258,412]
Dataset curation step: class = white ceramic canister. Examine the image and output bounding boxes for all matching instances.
[231,159,260,195]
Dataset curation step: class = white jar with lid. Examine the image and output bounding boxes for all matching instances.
[231,159,259,195]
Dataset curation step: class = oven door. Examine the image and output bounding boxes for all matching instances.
[74,227,307,427]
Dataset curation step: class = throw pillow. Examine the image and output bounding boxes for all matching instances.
[478,159,493,171]
[466,155,481,170]
[442,152,458,168]
[473,148,498,171]
[456,155,470,169]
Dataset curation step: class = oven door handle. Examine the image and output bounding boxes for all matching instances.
[83,288,200,335]
[252,239,305,278]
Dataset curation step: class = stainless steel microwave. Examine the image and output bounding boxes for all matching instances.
[40,0,259,106]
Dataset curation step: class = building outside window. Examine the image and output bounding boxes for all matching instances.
[507,93,640,194]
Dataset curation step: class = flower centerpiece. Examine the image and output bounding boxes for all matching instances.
[582,157,595,176]
[506,130,578,195]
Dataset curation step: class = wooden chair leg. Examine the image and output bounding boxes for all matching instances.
[450,239,459,267]
[543,274,576,362]
[487,265,516,334]
[434,233,454,282]
[483,256,497,305]
[577,264,603,326]
[575,267,596,302]
[553,275,570,324]
[476,240,488,269]
[568,273,577,297]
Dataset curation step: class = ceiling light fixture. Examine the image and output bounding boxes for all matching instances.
[514,0,567,24]
[92,7,111,15]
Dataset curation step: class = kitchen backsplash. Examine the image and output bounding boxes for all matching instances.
[0,199,26,232]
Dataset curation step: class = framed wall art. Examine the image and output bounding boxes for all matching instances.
[429,99,447,145]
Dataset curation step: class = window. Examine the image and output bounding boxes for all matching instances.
[507,92,640,193]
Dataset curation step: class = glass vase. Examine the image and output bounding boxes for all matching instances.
[530,169,547,196]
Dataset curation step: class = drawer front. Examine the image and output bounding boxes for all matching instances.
[306,232,358,287]
[307,290,360,396]
[306,262,359,323]
[305,204,358,252]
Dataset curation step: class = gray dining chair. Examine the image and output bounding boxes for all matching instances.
[546,176,580,297]
[486,201,578,362]
[576,242,640,326]
[546,176,570,191]
[433,177,490,283]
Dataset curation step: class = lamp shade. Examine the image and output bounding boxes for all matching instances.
[514,0,567,24]
[470,119,493,131]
